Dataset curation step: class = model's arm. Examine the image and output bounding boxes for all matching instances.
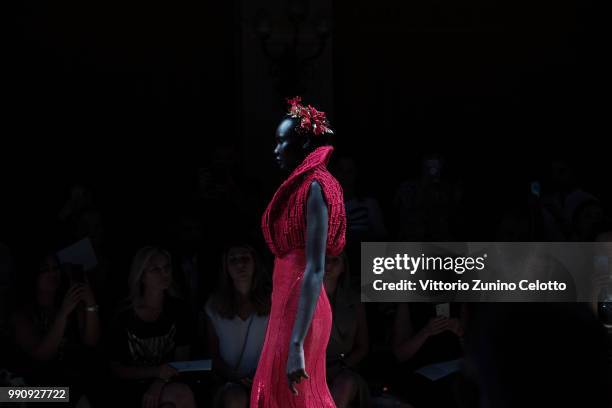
[287,180,328,395]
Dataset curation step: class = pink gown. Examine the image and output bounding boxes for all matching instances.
[251,146,346,408]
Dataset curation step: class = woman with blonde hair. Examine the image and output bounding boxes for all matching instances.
[109,246,196,408]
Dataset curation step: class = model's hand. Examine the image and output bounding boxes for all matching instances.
[287,342,308,396]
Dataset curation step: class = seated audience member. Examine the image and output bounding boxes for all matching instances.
[166,210,208,331]
[0,242,15,338]
[393,153,463,241]
[195,145,265,246]
[12,252,103,407]
[324,252,370,408]
[391,302,466,408]
[57,184,112,313]
[205,243,270,408]
[331,155,387,244]
[593,232,612,323]
[566,191,606,241]
[538,159,584,240]
[495,207,532,241]
[464,303,612,408]
[109,246,196,408]
[331,155,387,292]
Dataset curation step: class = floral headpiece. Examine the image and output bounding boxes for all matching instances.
[286,96,334,136]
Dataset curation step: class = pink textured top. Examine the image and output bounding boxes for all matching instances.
[261,145,346,257]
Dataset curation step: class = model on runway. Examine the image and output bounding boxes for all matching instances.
[250,96,346,407]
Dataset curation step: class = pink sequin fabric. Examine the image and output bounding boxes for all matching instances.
[251,146,346,407]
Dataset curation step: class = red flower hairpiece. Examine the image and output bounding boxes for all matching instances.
[286,96,334,136]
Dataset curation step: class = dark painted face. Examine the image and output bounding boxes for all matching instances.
[274,118,302,171]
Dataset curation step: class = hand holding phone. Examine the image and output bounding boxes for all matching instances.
[66,263,86,284]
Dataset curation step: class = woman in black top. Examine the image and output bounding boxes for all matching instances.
[109,246,196,408]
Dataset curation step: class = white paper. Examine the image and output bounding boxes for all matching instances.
[415,359,462,381]
[57,238,98,271]
[168,359,212,372]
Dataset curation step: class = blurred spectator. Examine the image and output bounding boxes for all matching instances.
[331,155,387,243]
[594,232,612,325]
[390,302,465,408]
[0,242,15,382]
[495,208,531,241]
[197,147,242,207]
[331,155,387,291]
[538,160,572,240]
[0,242,15,338]
[11,253,103,407]
[109,246,196,408]
[464,303,612,408]
[496,197,552,242]
[58,184,95,225]
[57,183,112,311]
[539,159,607,241]
[205,243,270,408]
[324,252,370,408]
[195,145,265,245]
[167,210,208,318]
[394,154,463,241]
[566,191,606,241]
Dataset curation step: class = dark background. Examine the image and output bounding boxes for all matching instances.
[4,0,609,250]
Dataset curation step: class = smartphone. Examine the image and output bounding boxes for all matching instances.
[435,302,450,318]
[529,181,541,198]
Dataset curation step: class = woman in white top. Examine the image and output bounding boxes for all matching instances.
[205,243,271,408]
